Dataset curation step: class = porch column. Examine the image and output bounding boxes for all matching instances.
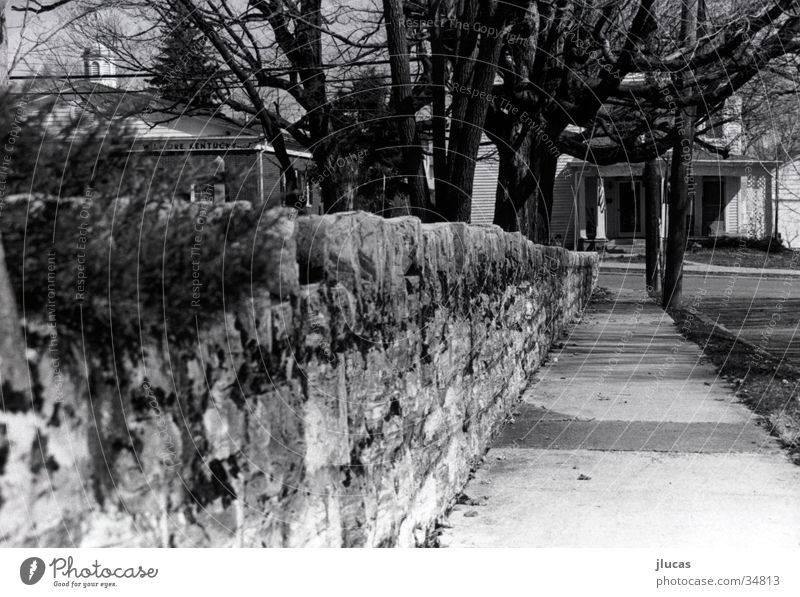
[596,177,608,240]
[576,171,586,240]
[660,174,668,241]
[692,176,703,236]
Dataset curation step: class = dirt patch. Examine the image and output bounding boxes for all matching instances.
[601,253,647,263]
[685,247,800,270]
[589,285,615,303]
[670,307,800,462]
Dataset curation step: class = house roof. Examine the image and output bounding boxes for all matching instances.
[11,79,312,160]
[567,149,778,178]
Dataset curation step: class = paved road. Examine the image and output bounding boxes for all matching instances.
[601,269,800,363]
[440,289,800,547]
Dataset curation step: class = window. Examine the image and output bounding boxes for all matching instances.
[190,182,225,203]
[89,61,101,77]
[213,183,226,203]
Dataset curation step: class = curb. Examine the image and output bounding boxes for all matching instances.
[599,264,800,279]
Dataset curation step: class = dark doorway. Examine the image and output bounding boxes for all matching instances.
[618,181,641,234]
[702,178,726,236]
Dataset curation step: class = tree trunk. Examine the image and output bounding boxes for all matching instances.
[0,232,30,400]
[663,118,697,308]
[314,149,346,213]
[774,152,780,241]
[493,125,535,232]
[382,0,429,219]
[643,159,662,294]
[429,21,447,219]
[0,0,7,90]
[528,150,558,243]
[662,0,698,309]
[441,4,507,222]
[494,135,558,244]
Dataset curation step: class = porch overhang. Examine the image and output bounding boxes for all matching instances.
[567,155,776,178]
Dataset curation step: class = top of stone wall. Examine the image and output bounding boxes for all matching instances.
[0,198,595,315]
[294,211,597,297]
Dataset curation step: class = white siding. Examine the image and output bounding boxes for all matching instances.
[777,160,800,246]
[550,155,577,248]
[470,155,499,225]
[741,172,769,237]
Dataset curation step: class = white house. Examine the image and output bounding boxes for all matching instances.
[549,150,775,250]
[468,97,777,249]
[774,160,800,247]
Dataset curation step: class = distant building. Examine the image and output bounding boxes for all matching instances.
[549,151,776,251]
[468,98,778,248]
[20,47,316,209]
[774,160,800,247]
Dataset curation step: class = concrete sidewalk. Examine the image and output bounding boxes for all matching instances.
[600,259,800,278]
[440,289,800,548]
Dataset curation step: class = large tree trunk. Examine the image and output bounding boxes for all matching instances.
[440,2,508,222]
[526,151,558,243]
[662,0,698,309]
[382,0,429,219]
[493,124,536,232]
[494,132,557,244]
[663,118,697,309]
[643,159,662,294]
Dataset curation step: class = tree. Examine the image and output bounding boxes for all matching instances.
[16,0,800,239]
[480,0,800,252]
[382,0,430,218]
[13,0,373,210]
[0,0,29,405]
[662,0,700,309]
[742,66,800,244]
[484,0,661,241]
[148,4,221,110]
[539,0,800,305]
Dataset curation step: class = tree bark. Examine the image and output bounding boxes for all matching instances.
[0,0,8,90]
[429,14,447,219]
[662,0,698,309]
[493,127,557,244]
[663,25,697,307]
[0,232,31,401]
[440,1,509,222]
[643,159,662,294]
[493,125,535,232]
[533,151,558,243]
[382,0,429,219]
[774,149,780,241]
[662,119,698,308]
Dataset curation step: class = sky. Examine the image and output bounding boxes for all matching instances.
[8,4,76,75]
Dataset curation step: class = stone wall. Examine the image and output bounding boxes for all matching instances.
[0,205,596,547]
